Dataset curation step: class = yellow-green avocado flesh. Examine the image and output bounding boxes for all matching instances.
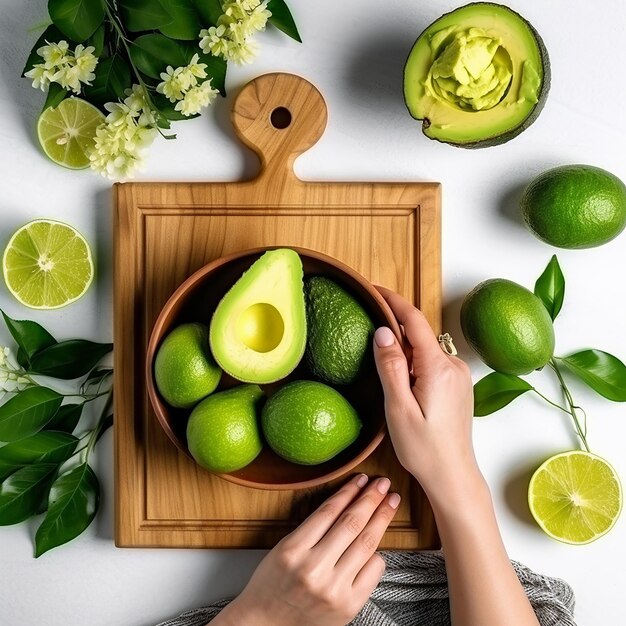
[404,2,550,147]
[209,248,306,384]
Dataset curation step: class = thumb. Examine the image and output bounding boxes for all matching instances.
[373,327,415,413]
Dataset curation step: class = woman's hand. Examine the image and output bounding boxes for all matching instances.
[372,287,483,507]
[212,474,400,626]
[373,289,540,626]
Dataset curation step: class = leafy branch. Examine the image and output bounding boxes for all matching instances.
[0,311,113,556]
[472,255,626,454]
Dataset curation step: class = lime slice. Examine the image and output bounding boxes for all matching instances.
[528,451,622,544]
[37,98,105,170]
[3,220,94,309]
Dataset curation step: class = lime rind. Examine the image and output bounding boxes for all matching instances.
[528,450,623,545]
[2,219,94,310]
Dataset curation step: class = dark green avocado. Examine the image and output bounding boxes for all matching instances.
[404,2,550,148]
[304,277,374,385]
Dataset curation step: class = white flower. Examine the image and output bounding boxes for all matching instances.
[239,0,262,11]
[75,45,98,75]
[157,65,187,102]
[157,56,208,103]
[175,80,218,116]
[38,40,70,68]
[0,346,9,369]
[89,85,157,180]
[186,54,208,81]
[198,0,271,65]
[26,40,98,94]
[58,65,85,94]
[0,346,30,393]
[24,64,51,91]
[227,39,259,64]
[245,1,271,33]
[157,55,210,104]
[221,2,249,23]
[90,120,157,179]
[199,25,231,59]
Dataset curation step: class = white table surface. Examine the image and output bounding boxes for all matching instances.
[1,1,625,624]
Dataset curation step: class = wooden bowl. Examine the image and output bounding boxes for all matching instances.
[146,246,401,490]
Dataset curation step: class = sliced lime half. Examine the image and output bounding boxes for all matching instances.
[3,219,94,309]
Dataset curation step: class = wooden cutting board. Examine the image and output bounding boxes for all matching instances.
[114,72,441,549]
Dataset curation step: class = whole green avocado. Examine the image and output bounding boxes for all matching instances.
[304,277,375,385]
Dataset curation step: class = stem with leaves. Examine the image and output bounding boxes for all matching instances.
[82,390,113,464]
[0,311,114,556]
[101,0,174,139]
[548,359,590,452]
[471,255,626,452]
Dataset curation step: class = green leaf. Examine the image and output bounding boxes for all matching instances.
[534,255,565,321]
[83,367,113,388]
[48,0,105,42]
[118,0,172,32]
[130,34,189,79]
[0,388,63,443]
[192,0,222,26]
[0,464,57,526]
[28,340,113,380]
[197,51,227,96]
[473,372,533,417]
[86,23,105,56]
[83,54,132,107]
[268,0,302,42]
[17,348,30,370]
[35,463,99,556]
[0,432,77,481]
[558,350,626,402]
[43,83,69,111]
[158,0,202,40]
[22,25,66,76]
[94,414,113,445]
[0,461,18,484]
[46,404,84,434]
[1,310,57,365]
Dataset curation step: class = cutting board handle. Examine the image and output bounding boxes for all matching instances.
[231,73,328,183]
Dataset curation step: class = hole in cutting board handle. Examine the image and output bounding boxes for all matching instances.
[270,107,292,129]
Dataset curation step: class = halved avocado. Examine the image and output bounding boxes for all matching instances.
[404,3,550,147]
[209,248,306,384]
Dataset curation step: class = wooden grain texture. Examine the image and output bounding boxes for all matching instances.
[114,73,441,549]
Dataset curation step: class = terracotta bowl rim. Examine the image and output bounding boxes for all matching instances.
[146,245,402,490]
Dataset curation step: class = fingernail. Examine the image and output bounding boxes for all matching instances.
[374,327,395,348]
[356,474,368,488]
[376,477,391,494]
[388,493,401,509]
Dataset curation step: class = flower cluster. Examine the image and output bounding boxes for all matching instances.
[25,40,98,94]
[199,0,271,64]
[156,54,219,116]
[89,85,158,180]
[0,347,30,398]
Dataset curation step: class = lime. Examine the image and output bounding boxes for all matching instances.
[521,164,626,249]
[154,323,222,409]
[3,219,94,309]
[186,384,264,473]
[528,451,622,544]
[262,380,362,465]
[460,278,554,375]
[37,98,105,170]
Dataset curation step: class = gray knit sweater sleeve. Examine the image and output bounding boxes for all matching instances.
[156,551,576,626]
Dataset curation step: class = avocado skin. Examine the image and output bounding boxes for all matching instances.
[403,2,551,148]
[304,277,375,385]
